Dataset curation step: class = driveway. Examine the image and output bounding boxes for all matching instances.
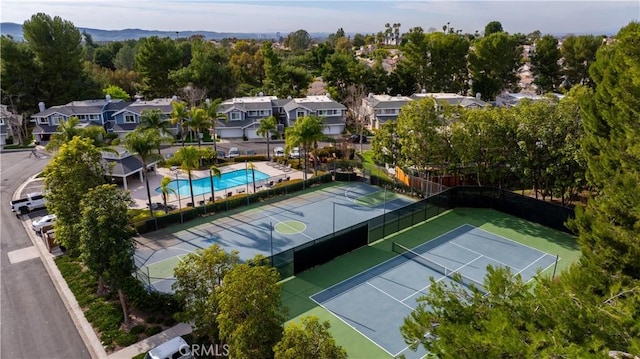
[0,150,89,359]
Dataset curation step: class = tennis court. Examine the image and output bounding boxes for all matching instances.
[134,182,416,293]
[310,224,558,359]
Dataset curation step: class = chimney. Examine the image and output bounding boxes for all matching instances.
[38,102,45,112]
[171,95,178,102]
[105,94,112,102]
[476,93,481,99]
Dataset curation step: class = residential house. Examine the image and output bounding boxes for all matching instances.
[31,95,129,143]
[101,146,159,192]
[282,95,347,136]
[110,98,178,138]
[0,105,17,146]
[361,94,412,130]
[216,95,279,139]
[410,91,488,110]
[495,91,564,107]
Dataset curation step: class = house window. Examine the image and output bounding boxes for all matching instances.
[230,112,241,121]
[248,111,258,116]
[383,109,396,115]
[317,110,326,116]
[296,111,305,118]
[260,110,269,116]
[375,109,382,115]
[88,114,100,121]
[0,118,4,125]
[50,116,63,125]
[37,118,48,125]
[124,114,136,123]
[77,115,86,121]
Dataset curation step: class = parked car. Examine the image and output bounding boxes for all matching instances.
[350,134,368,143]
[228,147,240,158]
[245,149,257,155]
[144,336,193,359]
[10,192,46,214]
[273,147,284,157]
[289,147,300,159]
[32,214,56,232]
[216,150,226,159]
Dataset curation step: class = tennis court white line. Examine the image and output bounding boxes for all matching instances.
[449,241,516,270]
[311,225,470,300]
[366,281,415,310]
[309,296,397,357]
[514,253,551,276]
[400,254,483,303]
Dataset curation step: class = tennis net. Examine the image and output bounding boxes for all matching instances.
[392,242,485,290]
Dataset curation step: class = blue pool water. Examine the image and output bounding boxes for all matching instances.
[155,169,270,197]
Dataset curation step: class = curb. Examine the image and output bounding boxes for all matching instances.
[16,174,108,359]
[107,323,192,359]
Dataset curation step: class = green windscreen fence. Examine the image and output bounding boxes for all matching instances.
[269,186,574,279]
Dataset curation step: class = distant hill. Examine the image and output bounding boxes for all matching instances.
[0,22,329,42]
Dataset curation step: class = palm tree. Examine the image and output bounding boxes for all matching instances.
[184,107,209,147]
[202,98,225,155]
[170,101,189,146]
[46,116,83,152]
[257,116,278,160]
[247,162,257,193]
[173,146,204,207]
[285,115,325,180]
[159,176,177,213]
[123,129,161,217]
[138,108,174,155]
[209,164,221,203]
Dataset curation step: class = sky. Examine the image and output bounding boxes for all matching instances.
[1,0,638,35]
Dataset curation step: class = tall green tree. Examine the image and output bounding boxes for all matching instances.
[173,146,206,206]
[322,52,369,102]
[396,98,445,179]
[202,98,225,155]
[484,21,504,36]
[113,43,136,71]
[123,129,161,217]
[217,256,285,359]
[173,244,240,339]
[102,85,131,101]
[169,38,237,100]
[44,137,106,255]
[22,13,99,105]
[137,108,174,155]
[135,36,182,98]
[274,316,347,359]
[469,32,522,100]
[45,116,84,152]
[285,29,312,53]
[208,165,221,202]
[530,34,563,93]
[560,34,603,89]
[159,176,176,213]
[285,115,325,180]
[170,100,189,146]
[573,22,640,283]
[79,184,135,323]
[0,36,41,116]
[257,116,278,160]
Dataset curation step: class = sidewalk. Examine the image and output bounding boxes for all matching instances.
[17,174,193,359]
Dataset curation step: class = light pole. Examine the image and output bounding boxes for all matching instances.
[171,166,183,223]
[392,132,399,192]
[332,202,336,235]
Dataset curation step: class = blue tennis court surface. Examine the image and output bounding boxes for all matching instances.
[310,224,558,359]
[136,182,416,293]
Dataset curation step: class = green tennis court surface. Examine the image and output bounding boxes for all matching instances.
[134,182,416,293]
[281,207,580,358]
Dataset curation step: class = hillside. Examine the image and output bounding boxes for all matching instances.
[0,22,330,42]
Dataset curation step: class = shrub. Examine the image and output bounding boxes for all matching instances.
[233,155,266,162]
[145,326,162,337]
[130,325,146,335]
[100,330,119,346]
[85,300,123,333]
[114,332,138,347]
[145,316,157,324]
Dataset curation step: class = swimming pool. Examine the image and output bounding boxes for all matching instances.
[155,169,270,197]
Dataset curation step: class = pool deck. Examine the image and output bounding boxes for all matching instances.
[126,161,304,210]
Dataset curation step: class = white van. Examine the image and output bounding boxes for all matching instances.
[144,336,193,359]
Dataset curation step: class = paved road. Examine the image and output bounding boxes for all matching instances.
[0,151,90,359]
